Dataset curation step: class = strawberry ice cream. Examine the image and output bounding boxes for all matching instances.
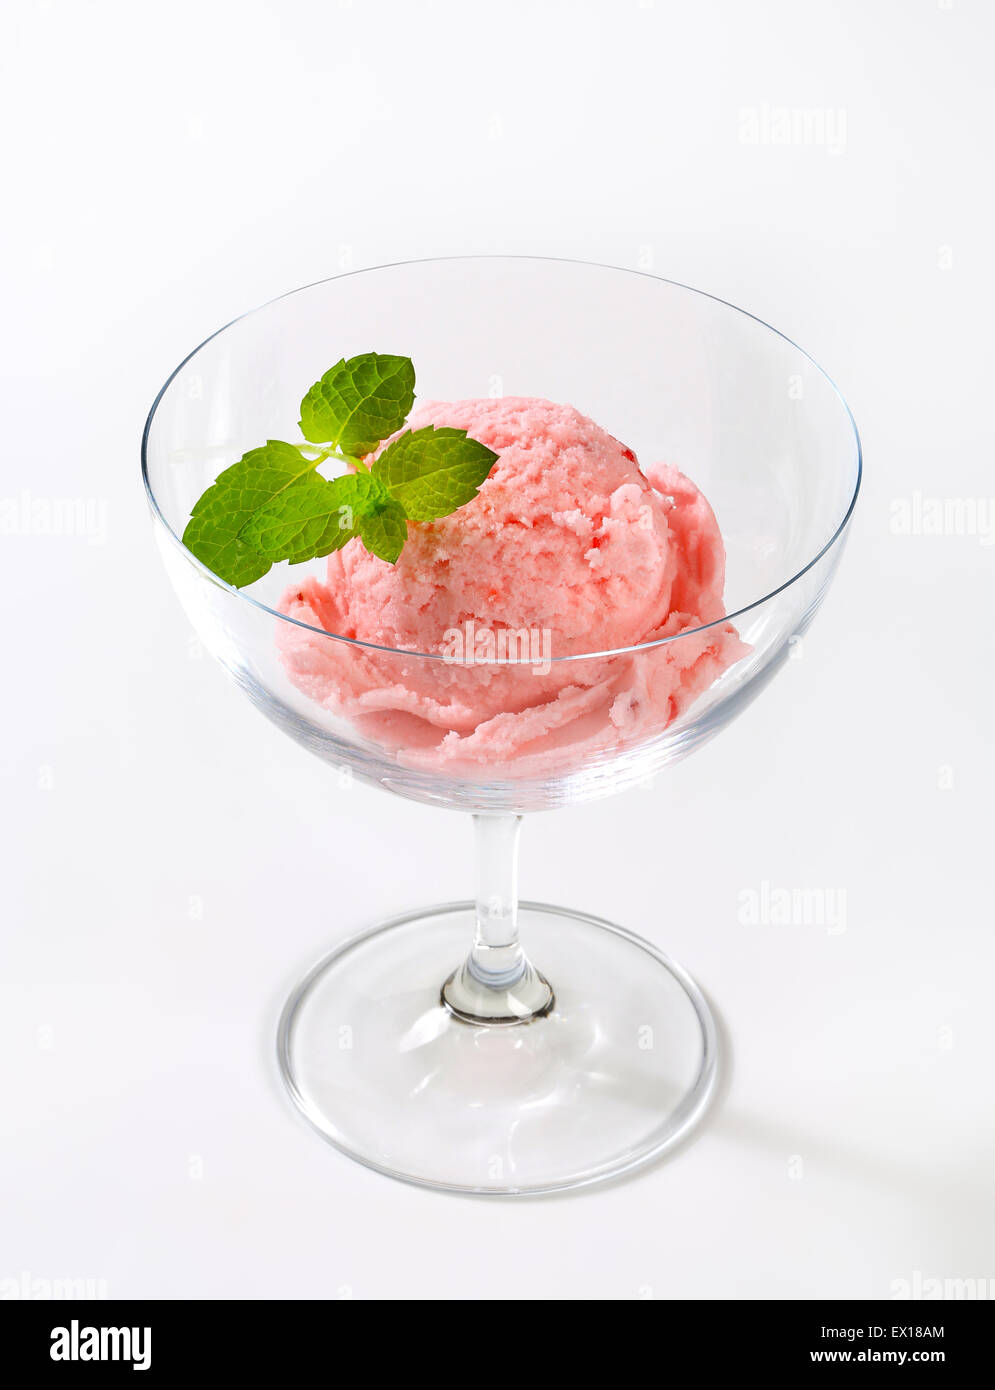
[276,397,746,774]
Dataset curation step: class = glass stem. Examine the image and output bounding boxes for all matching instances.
[441,813,554,1025]
[469,813,526,987]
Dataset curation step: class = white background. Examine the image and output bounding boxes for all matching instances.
[2,0,993,1300]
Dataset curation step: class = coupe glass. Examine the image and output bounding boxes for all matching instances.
[142,257,860,1194]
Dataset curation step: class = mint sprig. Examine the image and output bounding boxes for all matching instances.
[181,352,498,584]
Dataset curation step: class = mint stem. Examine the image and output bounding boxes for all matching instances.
[292,441,370,475]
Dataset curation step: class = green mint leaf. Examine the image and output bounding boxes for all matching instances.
[357,496,408,565]
[182,440,318,587]
[299,352,415,454]
[372,426,498,522]
[241,471,386,563]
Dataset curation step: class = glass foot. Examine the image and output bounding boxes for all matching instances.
[277,902,718,1195]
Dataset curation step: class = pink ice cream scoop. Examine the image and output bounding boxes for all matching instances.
[276,397,747,773]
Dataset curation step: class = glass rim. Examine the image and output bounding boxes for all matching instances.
[141,254,862,666]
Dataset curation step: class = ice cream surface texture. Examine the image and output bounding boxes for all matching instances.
[277,397,747,772]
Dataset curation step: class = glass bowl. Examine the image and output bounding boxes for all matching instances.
[143,257,861,1193]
